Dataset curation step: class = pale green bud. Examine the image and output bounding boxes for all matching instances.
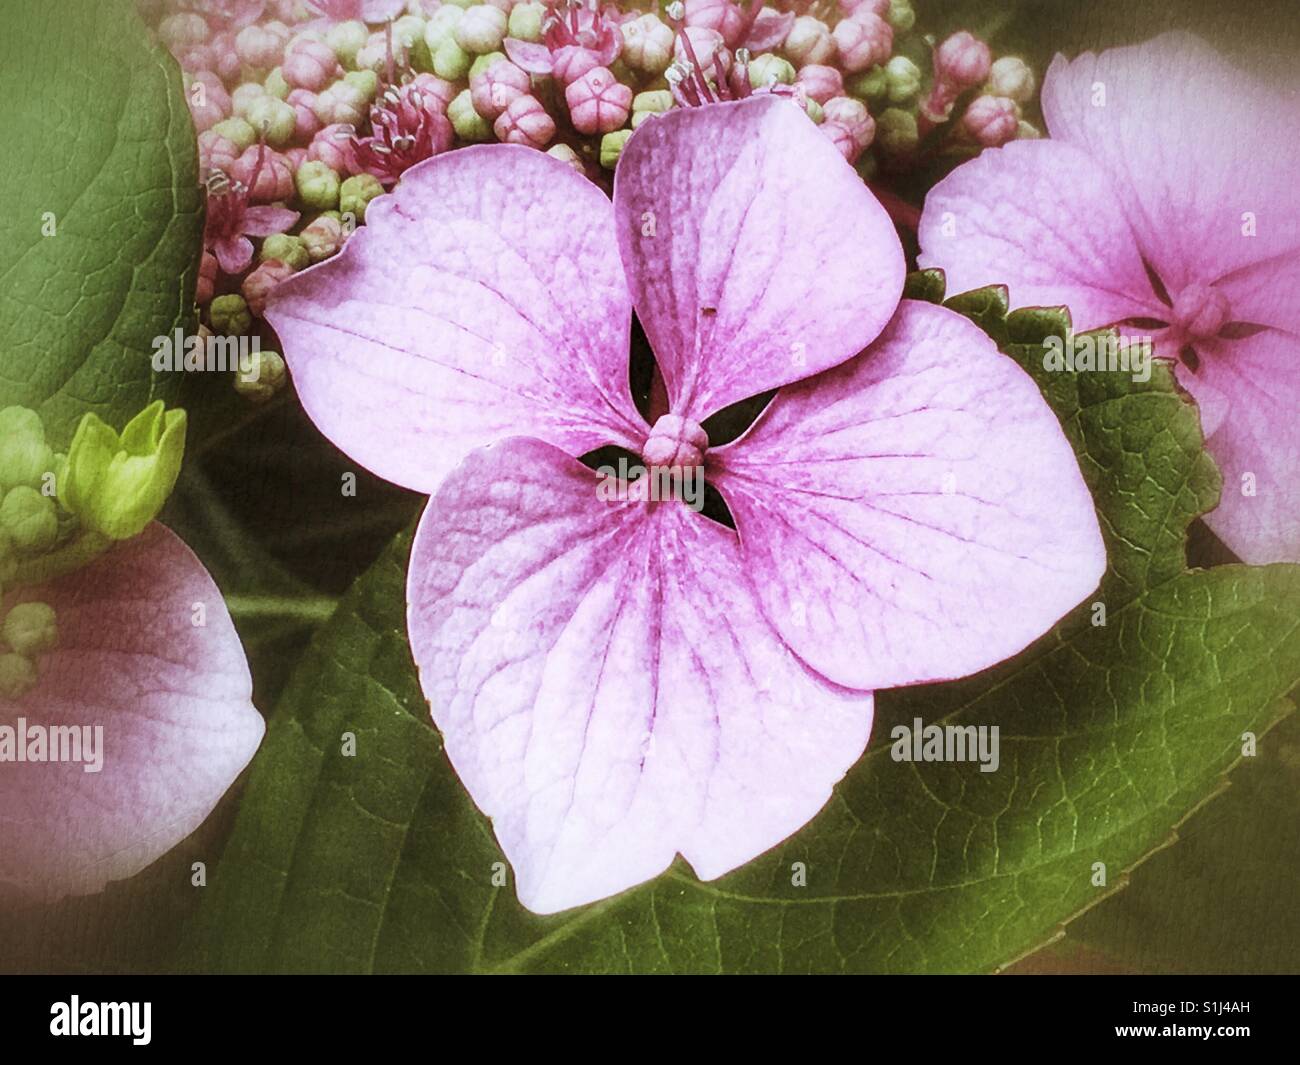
[600,129,634,170]
[209,293,252,336]
[0,407,54,491]
[2,602,57,657]
[877,106,919,153]
[265,66,290,100]
[246,95,297,147]
[886,0,915,31]
[425,6,464,51]
[339,173,384,222]
[433,37,473,80]
[60,402,187,542]
[212,116,257,153]
[455,5,507,55]
[343,69,379,103]
[507,2,545,42]
[884,55,922,103]
[0,486,57,554]
[748,53,795,89]
[448,89,493,142]
[260,233,310,271]
[326,20,369,68]
[845,65,888,101]
[805,97,824,123]
[469,51,506,80]
[632,90,673,114]
[231,81,267,119]
[296,159,341,211]
[233,350,287,404]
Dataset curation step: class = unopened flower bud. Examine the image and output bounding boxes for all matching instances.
[308,123,354,172]
[339,173,384,223]
[935,30,991,90]
[60,403,186,542]
[260,234,310,272]
[448,89,495,141]
[748,53,795,88]
[344,70,379,103]
[796,64,843,104]
[804,96,824,123]
[470,58,530,120]
[886,0,915,31]
[245,95,297,147]
[832,12,892,73]
[823,95,875,148]
[284,38,341,92]
[988,56,1036,104]
[1016,119,1041,139]
[199,130,241,174]
[210,30,242,82]
[197,250,218,306]
[685,0,745,48]
[546,142,585,172]
[566,67,633,136]
[962,94,1019,147]
[0,487,56,554]
[0,653,36,700]
[784,17,834,67]
[300,214,345,261]
[876,105,918,153]
[233,350,287,404]
[236,22,290,71]
[160,13,210,51]
[508,2,546,41]
[455,5,508,54]
[600,128,634,170]
[296,159,341,210]
[821,120,861,163]
[633,89,673,114]
[212,115,258,154]
[884,54,921,102]
[232,82,268,120]
[232,145,295,202]
[313,80,369,126]
[209,293,253,336]
[241,259,297,317]
[2,603,57,657]
[265,67,291,101]
[425,6,463,50]
[326,19,370,67]
[493,93,555,148]
[621,14,674,74]
[0,408,54,492]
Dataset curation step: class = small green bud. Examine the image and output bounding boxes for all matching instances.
[231,81,266,119]
[327,19,369,67]
[209,293,252,336]
[433,37,473,80]
[748,53,795,90]
[425,6,463,51]
[886,0,915,31]
[212,116,257,153]
[507,2,545,42]
[846,65,888,101]
[260,233,310,271]
[805,97,824,124]
[339,173,385,222]
[2,602,57,657]
[600,129,634,170]
[0,407,55,491]
[343,69,379,102]
[246,95,296,148]
[455,5,507,55]
[0,652,36,699]
[884,55,922,103]
[448,89,493,142]
[265,66,290,100]
[469,51,507,79]
[0,486,58,554]
[233,350,287,404]
[296,159,341,210]
[632,89,673,114]
[60,402,187,542]
[877,107,919,153]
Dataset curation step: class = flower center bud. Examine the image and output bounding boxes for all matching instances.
[1172,282,1231,340]
[641,414,708,469]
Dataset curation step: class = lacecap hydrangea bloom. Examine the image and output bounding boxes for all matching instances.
[919,32,1300,564]
[266,95,1105,913]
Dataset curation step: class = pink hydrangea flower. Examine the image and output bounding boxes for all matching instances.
[0,525,263,900]
[265,96,1104,912]
[919,33,1300,563]
[203,150,300,275]
[504,0,623,85]
[349,78,454,187]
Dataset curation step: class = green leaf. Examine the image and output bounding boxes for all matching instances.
[0,0,202,446]
[188,284,1300,973]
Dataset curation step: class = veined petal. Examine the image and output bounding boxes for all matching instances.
[1040,32,1300,298]
[0,524,264,902]
[1192,329,1300,563]
[919,139,1164,330]
[614,96,904,422]
[710,300,1106,690]
[266,146,646,495]
[406,437,874,914]
[242,205,300,237]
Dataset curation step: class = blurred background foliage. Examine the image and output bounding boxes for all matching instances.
[0,0,1295,974]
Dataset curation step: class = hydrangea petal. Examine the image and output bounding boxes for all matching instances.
[0,524,263,901]
[1191,329,1300,563]
[1040,32,1300,297]
[614,95,904,422]
[710,300,1107,690]
[406,437,874,914]
[919,139,1164,330]
[266,146,646,495]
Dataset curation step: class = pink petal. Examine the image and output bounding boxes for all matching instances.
[614,95,904,422]
[265,146,647,495]
[242,205,300,237]
[710,300,1107,691]
[0,524,263,902]
[1191,329,1300,563]
[919,139,1164,330]
[1040,32,1300,299]
[744,10,795,52]
[406,437,874,914]
[503,39,555,75]
[213,235,254,276]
